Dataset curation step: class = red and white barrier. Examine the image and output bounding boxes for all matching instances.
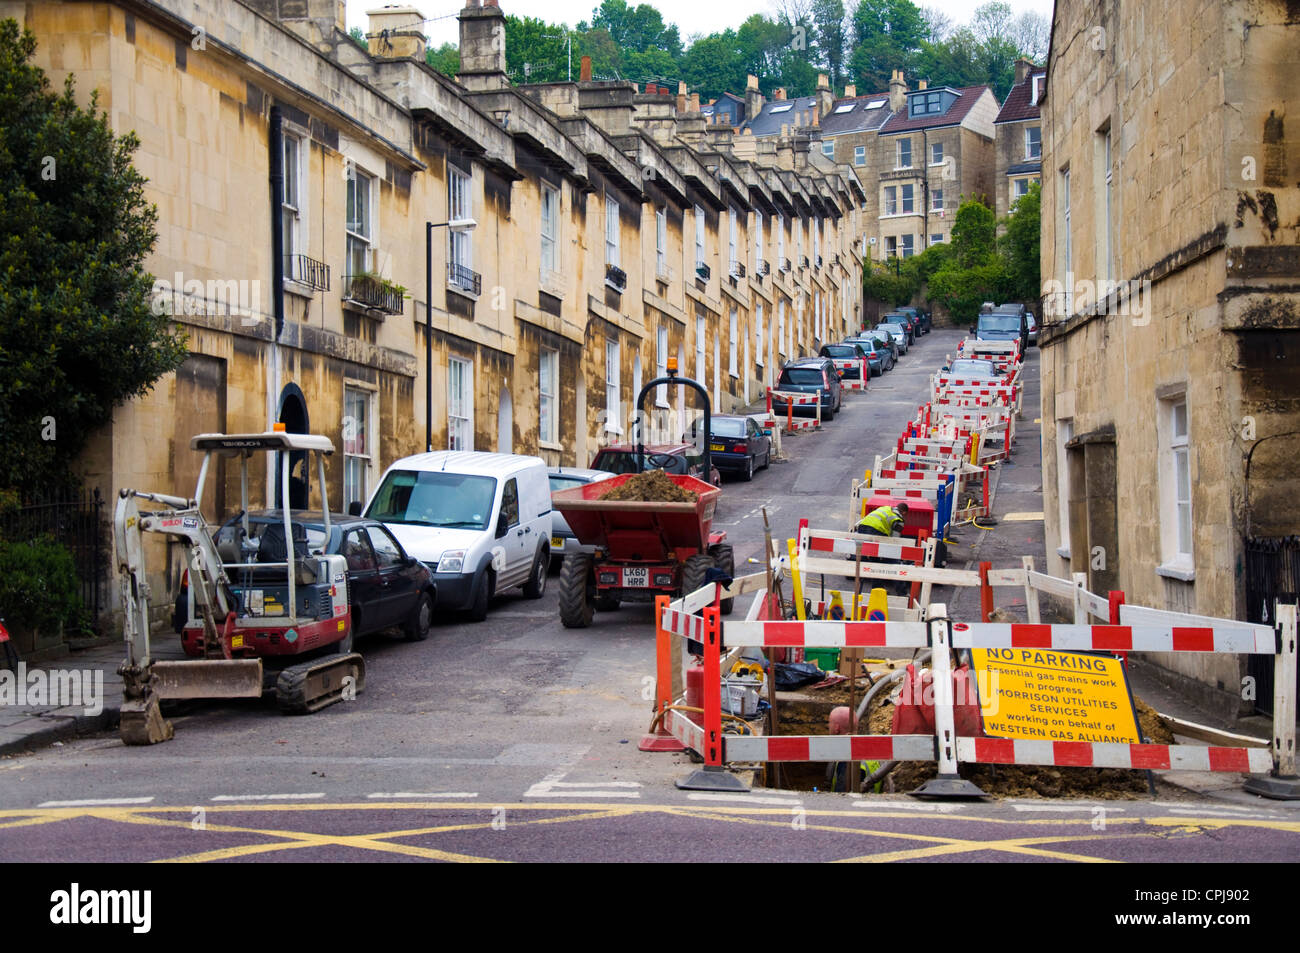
[830,357,869,391]
[957,738,1274,774]
[766,388,822,433]
[729,733,936,763]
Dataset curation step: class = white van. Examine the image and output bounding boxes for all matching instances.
[363,451,552,622]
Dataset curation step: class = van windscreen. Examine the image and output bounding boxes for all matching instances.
[367,470,498,529]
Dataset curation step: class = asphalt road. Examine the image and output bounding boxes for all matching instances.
[3,328,1298,863]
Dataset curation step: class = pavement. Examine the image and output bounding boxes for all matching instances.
[2,332,1296,813]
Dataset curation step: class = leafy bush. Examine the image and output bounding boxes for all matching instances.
[0,536,87,636]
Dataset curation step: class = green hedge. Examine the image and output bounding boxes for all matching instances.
[0,536,87,637]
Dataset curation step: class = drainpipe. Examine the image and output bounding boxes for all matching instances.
[269,107,286,503]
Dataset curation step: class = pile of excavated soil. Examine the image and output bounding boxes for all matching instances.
[600,469,697,503]
[769,685,1177,799]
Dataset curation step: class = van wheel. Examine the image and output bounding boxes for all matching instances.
[523,546,548,598]
[468,569,493,623]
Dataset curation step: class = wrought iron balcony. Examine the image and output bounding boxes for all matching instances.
[756,259,770,277]
[729,260,746,280]
[342,274,404,315]
[695,261,711,281]
[447,262,482,296]
[605,263,627,292]
[800,255,810,269]
[779,257,792,273]
[286,254,330,292]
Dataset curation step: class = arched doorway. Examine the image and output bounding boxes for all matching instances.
[276,383,309,510]
[497,388,513,454]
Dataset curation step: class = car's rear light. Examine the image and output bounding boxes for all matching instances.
[732,443,747,454]
[181,569,189,587]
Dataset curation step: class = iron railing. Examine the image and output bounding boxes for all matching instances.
[756,260,770,277]
[0,488,107,635]
[605,263,628,292]
[1244,535,1300,716]
[695,262,711,281]
[286,254,330,291]
[779,257,792,273]
[729,261,746,280]
[343,275,404,314]
[447,263,482,297]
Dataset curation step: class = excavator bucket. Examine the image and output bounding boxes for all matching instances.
[120,695,175,746]
[151,659,265,700]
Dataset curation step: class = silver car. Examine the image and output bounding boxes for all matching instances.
[546,467,617,568]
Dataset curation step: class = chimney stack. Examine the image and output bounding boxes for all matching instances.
[365,6,427,61]
[690,92,701,113]
[458,0,508,91]
[1014,57,1033,85]
[844,84,856,99]
[816,72,833,118]
[580,55,593,82]
[774,87,787,101]
[745,73,763,124]
[889,69,907,112]
[918,79,928,91]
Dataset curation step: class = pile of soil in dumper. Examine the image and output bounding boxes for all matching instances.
[765,675,1177,799]
[600,470,698,503]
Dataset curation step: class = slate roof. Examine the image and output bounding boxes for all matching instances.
[742,95,821,137]
[877,85,991,135]
[995,69,1047,124]
[820,92,894,137]
[1006,160,1042,176]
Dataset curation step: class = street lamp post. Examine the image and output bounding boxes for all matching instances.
[425,217,477,452]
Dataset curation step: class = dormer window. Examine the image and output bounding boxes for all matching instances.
[1030,74,1044,106]
[909,90,944,117]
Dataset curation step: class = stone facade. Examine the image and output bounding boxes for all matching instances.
[1039,0,1300,715]
[994,59,1046,220]
[10,0,866,621]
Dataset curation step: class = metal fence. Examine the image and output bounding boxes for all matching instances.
[1244,535,1300,716]
[0,487,108,636]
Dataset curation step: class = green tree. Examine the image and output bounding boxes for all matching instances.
[999,180,1041,304]
[426,42,460,78]
[848,0,926,92]
[811,0,848,86]
[348,26,367,50]
[924,197,1005,322]
[0,21,188,497]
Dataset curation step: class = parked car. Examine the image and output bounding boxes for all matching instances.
[686,414,772,481]
[1026,311,1038,347]
[943,358,1002,378]
[173,510,437,642]
[546,467,617,568]
[772,357,843,420]
[842,336,892,375]
[894,306,932,335]
[365,451,552,622]
[819,343,871,382]
[882,312,917,344]
[849,331,898,369]
[876,322,910,355]
[590,443,721,486]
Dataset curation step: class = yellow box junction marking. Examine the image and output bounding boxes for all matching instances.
[971,648,1141,743]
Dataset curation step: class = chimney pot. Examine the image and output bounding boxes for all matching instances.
[918,79,927,90]
[580,55,592,82]
[845,84,856,98]
[817,73,829,90]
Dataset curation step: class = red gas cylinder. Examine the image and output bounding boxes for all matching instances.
[890,663,985,738]
[686,661,704,717]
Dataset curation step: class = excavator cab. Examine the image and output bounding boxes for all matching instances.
[115,429,363,745]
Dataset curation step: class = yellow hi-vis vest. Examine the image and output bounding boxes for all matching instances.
[859,505,903,535]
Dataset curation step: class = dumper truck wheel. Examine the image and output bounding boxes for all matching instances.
[709,544,736,616]
[681,554,713,604]
[559,554,595,628]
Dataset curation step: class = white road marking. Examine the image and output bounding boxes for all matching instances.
[851,800,965,813]
[1010,802,1123,813]
[686,793,803,806]
[38,797,155,807]
[210,793,326,801]
[524,768,642,799]
[366,792,479,799]
[1163,806,1279,820]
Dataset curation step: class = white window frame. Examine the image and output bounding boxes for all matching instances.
[343,385,374,510]
[728,307,738,377]
[1158,396,1194,572]
[540,183,559,281]
[776,213,785,263]
[884,186,897,217]
[854,145,866,166]
[754,210,764,265]
[539,348,559,446]
[1103,129,1113,283]
[656,327,669,407]
[755,303,765,368]
[822,141,834,159]
[885,235,898,258]
[605,194,621,268]
[901,184,914,215]
[282,134,302,271]
[346,163,374,279]
[694,204,706,269]
[896,138,912,170]
[930,233,944,244]
[656,206,668,277]
[931,188,944,212]
[1026,125,1042,160]
[930,141,944,166]
[1055,418,1073,557]
[1061,167,1072,313]
[728,207,739,271]
[448,357,474,451]
[901,234,915,258]
[604,338,621,434]
[696,314,706,380]
[448,167,474,289]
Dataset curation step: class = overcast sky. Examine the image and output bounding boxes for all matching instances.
[347,1,1056,49]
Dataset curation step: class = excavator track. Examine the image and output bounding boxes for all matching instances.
[275,652,366,714]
